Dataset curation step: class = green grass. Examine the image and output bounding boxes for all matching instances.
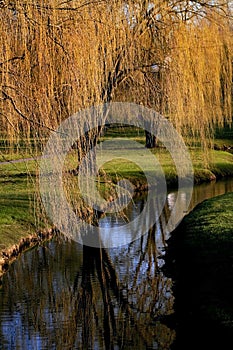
[100,126,233,186]
[165,192,233,347]
[0,132,233,251]
[214,138,233,148]
[0,161,37,250]
[0,152,39,162]
[209,150,233,177]
[100,125,145,142]
[97,147,233,189]
[180,193,233,252]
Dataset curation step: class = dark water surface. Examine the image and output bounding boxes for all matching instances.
[0,178,233,349]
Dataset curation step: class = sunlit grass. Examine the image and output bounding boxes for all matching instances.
[0,160,37,249]
[214,138,233,148]
[63,145,233,187]
[0,135,233,250]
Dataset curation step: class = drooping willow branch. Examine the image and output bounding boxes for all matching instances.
[1,90,61,133]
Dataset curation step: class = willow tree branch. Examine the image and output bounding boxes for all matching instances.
[1,90,60,133]
[0,54,25,67]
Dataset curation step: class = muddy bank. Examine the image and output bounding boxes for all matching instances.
[0,228,57,284]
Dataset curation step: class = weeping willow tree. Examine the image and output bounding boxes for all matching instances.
[165,15,233,152]
[0,1,232,342]
[0,0,132,150]
[0,1,232,227]
[0,0,232,153]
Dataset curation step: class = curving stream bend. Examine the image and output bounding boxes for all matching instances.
[0,178,233,349]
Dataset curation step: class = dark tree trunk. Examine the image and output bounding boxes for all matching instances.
[145,131,157,148]
[76,126,102,163]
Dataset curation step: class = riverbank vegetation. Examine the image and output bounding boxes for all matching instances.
[0,0,232,282]
[0,135,233,249]
[0,1,232,235]
[0,2,233,348]
[164,192,233,349]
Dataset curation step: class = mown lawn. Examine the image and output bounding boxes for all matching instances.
[0,160,37,250]
[0,131,233,250]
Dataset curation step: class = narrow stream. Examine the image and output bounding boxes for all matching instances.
[0,178,233,349]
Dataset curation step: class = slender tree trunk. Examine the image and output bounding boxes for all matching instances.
[145,131,157,148]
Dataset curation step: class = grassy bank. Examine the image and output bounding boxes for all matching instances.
[99,126,233,187]
[164,192,233,349]
[0,160,38,251]
[100,148,233,189]
[0,142,232,282]
[1,146,233,250]
[0,158,57,281]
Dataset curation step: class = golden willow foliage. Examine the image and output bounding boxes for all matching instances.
[165,17,233,148]
[0,0,232,152]
[0,0,131,148]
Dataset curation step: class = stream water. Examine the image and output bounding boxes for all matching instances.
[0,178,233,349]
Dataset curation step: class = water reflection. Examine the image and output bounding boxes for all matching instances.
[0,178,233,349]
[0,240,175,349]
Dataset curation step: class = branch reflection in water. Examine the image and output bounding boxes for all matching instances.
[0,196,175,349]
[0,178,233,349]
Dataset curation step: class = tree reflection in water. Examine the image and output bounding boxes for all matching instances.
[0,196,176,349]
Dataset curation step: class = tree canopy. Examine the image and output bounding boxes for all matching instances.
[0,0,232,152]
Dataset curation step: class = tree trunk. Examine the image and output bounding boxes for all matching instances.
[145,131,157,148]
